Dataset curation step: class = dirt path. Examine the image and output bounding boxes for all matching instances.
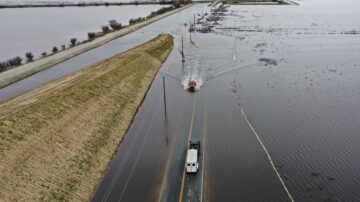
[0,4,193,89]
[0,34,173,201]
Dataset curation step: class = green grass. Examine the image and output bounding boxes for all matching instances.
[147,36,173,59]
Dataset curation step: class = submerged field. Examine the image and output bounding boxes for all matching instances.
[0,34,173,201]
[0,5,165,61]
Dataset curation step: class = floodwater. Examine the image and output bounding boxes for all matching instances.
[0,0,135,4]
[1,0,360,201]
[0,5,164,61]
[214,0,360,201]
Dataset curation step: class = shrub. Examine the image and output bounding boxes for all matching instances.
[14,56,22,65]
[102,26,110,33]
[41,52,47,57]
[108,20,122,30]
[129,17,145,25]
[61,45,66,50]
[25,52,34,62]
[0,56,22,71]
[52,46,58,53]
[88,32,96,40]
[173,1,181,8]
[70,38,77,46]
[146,6,175,19]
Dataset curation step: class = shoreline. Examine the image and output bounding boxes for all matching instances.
[0,3,193,89]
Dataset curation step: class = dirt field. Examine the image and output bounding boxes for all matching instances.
[0,34,173,201]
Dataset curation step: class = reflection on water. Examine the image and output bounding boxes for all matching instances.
[1,0,360,201]
[0,5,164,61]
[205,0,360,200]
[0,0,135,4]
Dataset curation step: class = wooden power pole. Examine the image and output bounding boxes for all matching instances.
[163,76,167,118]
[182,36,185,63]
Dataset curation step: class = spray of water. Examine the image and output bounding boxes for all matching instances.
[181,70,204,91]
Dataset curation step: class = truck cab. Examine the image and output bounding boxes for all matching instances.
[189,139,200,155]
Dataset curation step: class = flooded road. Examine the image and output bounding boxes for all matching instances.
[2,0,360,201]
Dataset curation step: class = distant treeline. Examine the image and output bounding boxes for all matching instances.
[0,1,179,9]
[0,1,190,73]
[129,2,184,24]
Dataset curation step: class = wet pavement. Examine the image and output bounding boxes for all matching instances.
[2,0,360,201]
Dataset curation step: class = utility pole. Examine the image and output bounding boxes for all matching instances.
[163,76,167,118]
[189,21,192,42]
[181,36,185,63]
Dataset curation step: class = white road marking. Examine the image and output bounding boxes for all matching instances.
[101,96,157,202]
[118,102,162,202]
[179,95,197,202]
[200,98,207,202]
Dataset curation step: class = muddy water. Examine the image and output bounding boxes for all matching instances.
[1,0,360,201]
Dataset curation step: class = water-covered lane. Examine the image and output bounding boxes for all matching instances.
[2,0,360,201]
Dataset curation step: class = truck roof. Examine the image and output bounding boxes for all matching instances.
[186,149,198,163]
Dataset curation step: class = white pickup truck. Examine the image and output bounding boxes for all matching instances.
[186,140,201,174]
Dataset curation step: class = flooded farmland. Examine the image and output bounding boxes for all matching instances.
[0,5,164,61]
[206,0,360,200]
[0,0,135,4]
[0,0,360,201]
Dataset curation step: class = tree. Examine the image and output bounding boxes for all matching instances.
[109,20,122,30]
[173,1,181,8]
[70,38,77,46]
[25,52,34,62]
[0,56,22,71]
[13,56,22,66]
[88,32,96,40]
[102,25,110,33]
[61,45,66,50]
[52,46,58,53]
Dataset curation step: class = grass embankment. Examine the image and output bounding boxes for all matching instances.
[0,34,173,201]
